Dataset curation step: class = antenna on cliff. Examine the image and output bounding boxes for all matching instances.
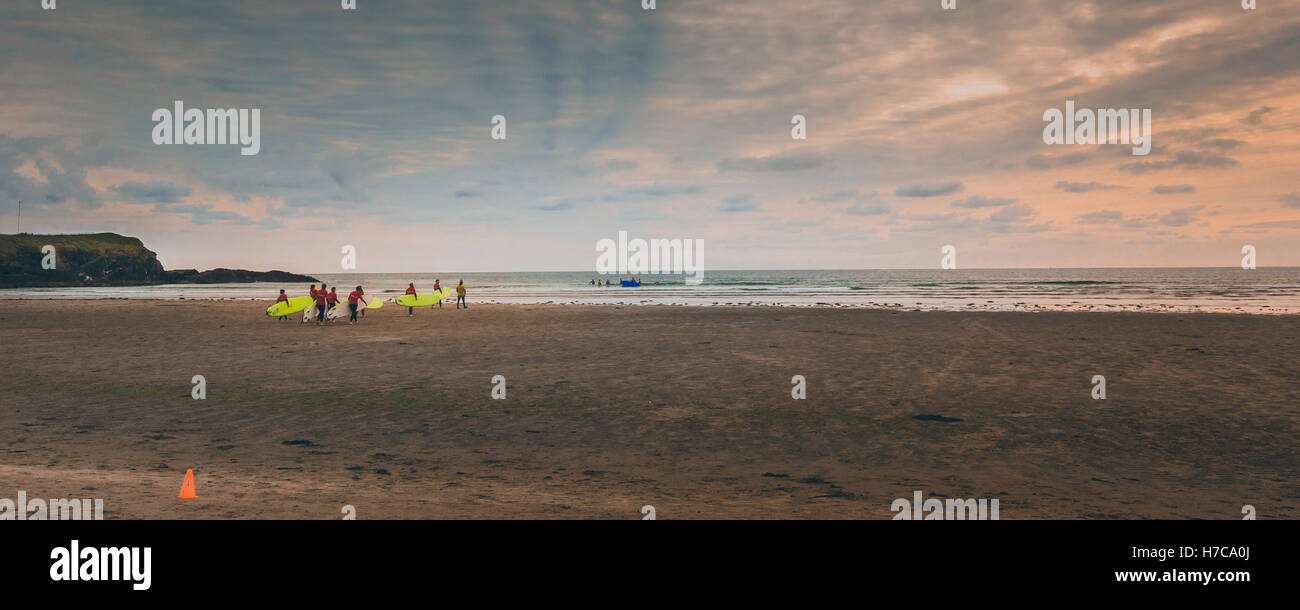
[15,199,19,235]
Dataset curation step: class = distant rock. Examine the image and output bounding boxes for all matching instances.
[0,233,317,288]
[162,268,318,284]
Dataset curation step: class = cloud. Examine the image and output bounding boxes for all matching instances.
[154,202,282,229]
[1120,217,1157,229]
[892,212,977,233]
[988,221,1052,234]
[810,190,859,203]
[532,200,574,211]
[605,158,638,171]
[0,136,100,208]
[894,181,963,198]
[951,195,1016,208]
[803,189,890,215]
[1158,205,1204,227]
[988,204,1035,223]
[1201,138,1245,150]
[1241,106,1273,125]
[109,180,192,204]
[1076,210,1125,224]
[453,189,479,198]
[982,202,1050,233]
[1119,150,1240,174]
[721,196,760,213]
[1025,152,1092,169]
[845,202,891,216]
[1054,181,1126,193]
[716,153,823,172]
[1279,193,1300,208]
[1078,205,1204,229]
[621,184,703,198]
[1151,184,1196,194]
[1235,219,1300,230]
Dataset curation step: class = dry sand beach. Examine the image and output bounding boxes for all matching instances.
[1,300,1296,519]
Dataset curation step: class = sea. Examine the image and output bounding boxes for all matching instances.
[2,268,1298,314]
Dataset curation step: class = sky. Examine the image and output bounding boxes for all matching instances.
[1,0,1297,273]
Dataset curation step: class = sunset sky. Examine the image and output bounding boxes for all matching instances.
[1,0,1297,272]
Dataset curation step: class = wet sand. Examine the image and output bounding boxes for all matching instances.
[1,300,1296,519]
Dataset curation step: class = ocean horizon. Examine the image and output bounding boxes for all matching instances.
[4,267,1297,314]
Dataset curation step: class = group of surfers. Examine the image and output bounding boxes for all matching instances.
[271,284,368,325]
[401,279,469,315]
[272,280,469,325]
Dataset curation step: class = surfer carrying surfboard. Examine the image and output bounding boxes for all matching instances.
[275,289,288,320]
[405,283,417,316]
[347,286,364,325]
[304,284,319,324]
[327,286,342,323]
[433,279,442,308]
[313,284,329,325]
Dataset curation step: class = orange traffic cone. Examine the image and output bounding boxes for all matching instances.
[178,469,197,499]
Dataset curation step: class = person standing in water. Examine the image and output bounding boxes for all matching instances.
[456,279,467,309]
[347,285,364,325]
[433,279,442,309]
[274,289,289,320]
[405,282,417,316]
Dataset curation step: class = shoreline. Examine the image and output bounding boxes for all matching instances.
[0,296,1294,315]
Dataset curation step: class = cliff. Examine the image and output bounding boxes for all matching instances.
[0,233,318,288]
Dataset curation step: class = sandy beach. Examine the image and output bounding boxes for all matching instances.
[1,300,1295,519]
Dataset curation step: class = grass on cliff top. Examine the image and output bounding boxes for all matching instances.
[0,233,148,256]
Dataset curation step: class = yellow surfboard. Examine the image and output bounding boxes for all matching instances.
[395,288,447,307]
[325,295,383,320]
[266,295,314,317]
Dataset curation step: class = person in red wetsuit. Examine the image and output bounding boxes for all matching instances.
[404,283,417,316]
[313,284,329,325]
[432,279,442,309]
[347,286,364,324]
[325,286,340,321]
[305,285,319,323]
[275,289,288,320]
